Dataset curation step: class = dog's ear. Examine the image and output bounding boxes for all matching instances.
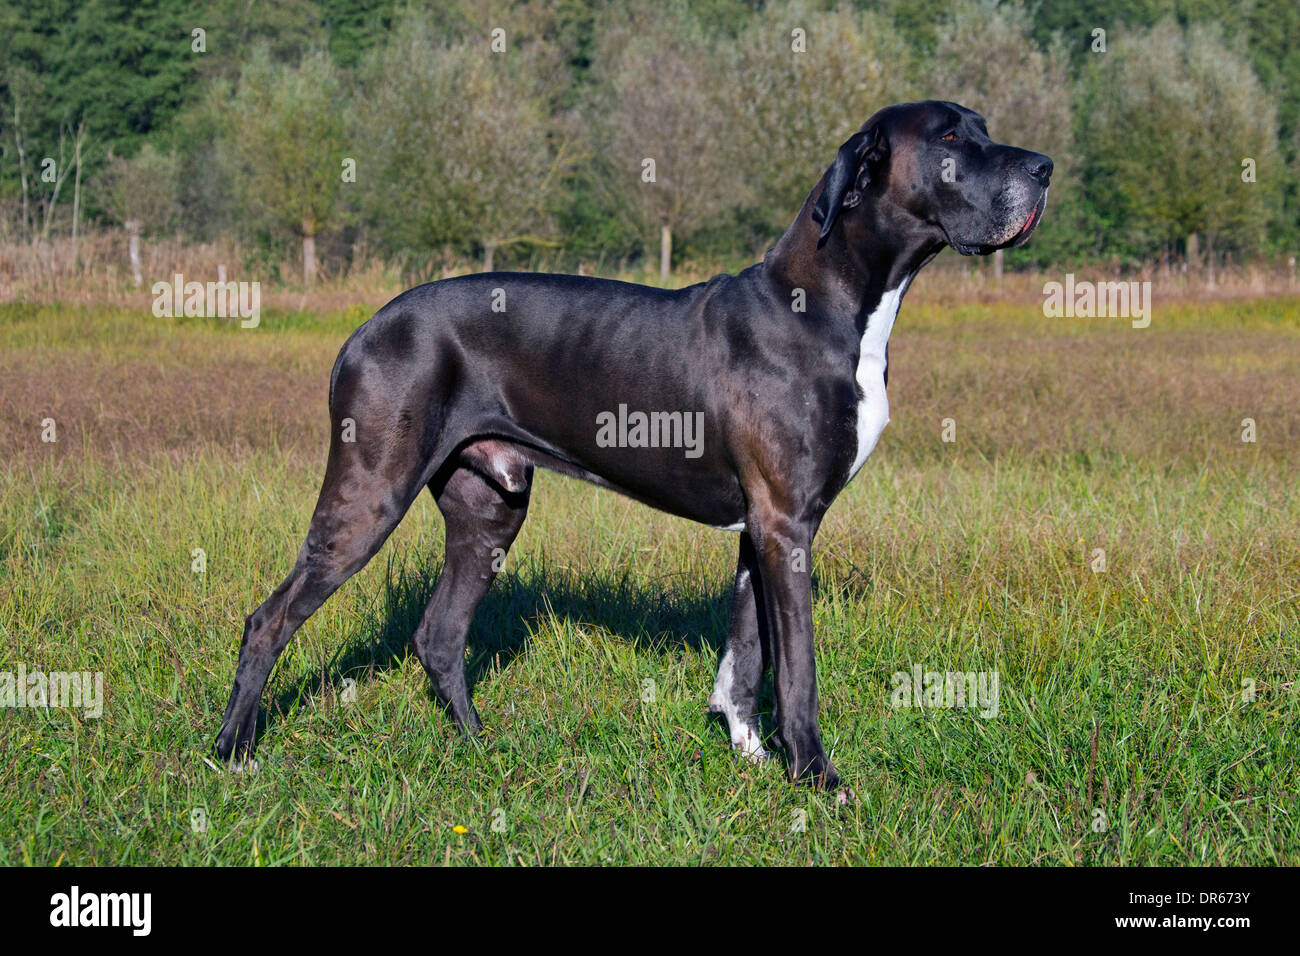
[811,123,889,246]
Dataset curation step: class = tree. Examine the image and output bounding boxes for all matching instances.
[318,0,396,69]
[353,13,568,271]
[1081,18,1282,263]
[194,0,328,82]
[931,0,1077,273]
[2,64,90,256]
[3,67,43,241]
[723,2,915,239]
[98,143,179,284]
[224,48,348,283]
[594,5,738,279]
[0,0,196,165]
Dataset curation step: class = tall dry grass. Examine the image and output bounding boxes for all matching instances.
[3,228,1298,315]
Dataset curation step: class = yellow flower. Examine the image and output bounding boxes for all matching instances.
[452,825,468,834]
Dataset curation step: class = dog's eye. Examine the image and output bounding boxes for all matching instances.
[941,132,958,143]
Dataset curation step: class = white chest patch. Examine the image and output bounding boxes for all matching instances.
[847,283,907,481]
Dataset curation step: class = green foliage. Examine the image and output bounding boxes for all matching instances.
[1,0,196,151]
[867,0,964,52]
[192,0,328,81]
[224,47,349,239]
[724,1,916,238]
[351,11,568,264]
[592,2,740,248]
[0,0,1296,269]
[96,143,180,234]
[318,0,397,68]
[168,86,237,241]
[1080,18,1282,257]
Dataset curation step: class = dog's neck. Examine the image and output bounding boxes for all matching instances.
[764,177,943,334]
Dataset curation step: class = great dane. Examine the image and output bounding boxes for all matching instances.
[215,100,1051,789]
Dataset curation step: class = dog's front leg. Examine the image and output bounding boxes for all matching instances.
[710,532,769,760]
[747,506,837,790]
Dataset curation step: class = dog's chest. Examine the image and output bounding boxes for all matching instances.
[846,285,905,481]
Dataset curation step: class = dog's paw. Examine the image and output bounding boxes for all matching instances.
[732,725,769,763]
[791,750,840,791]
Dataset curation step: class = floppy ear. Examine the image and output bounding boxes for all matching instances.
[811,124,889,246]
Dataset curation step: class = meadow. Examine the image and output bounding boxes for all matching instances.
[0,284,1296,865]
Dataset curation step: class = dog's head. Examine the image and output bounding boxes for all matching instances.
[812,100,1052,256]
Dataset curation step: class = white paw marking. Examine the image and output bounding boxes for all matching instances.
[709,648,767,761]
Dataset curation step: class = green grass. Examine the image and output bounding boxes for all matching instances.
[0,296,1297,865]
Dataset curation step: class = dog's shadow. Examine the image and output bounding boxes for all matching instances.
[266,556,736,735]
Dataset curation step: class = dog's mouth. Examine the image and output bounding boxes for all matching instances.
[1009,188,1048,248]
[946,187,1048,256]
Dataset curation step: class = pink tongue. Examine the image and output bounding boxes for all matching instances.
[1020,206,1038,235]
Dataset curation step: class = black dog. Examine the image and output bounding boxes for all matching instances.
[215,100,1051,788]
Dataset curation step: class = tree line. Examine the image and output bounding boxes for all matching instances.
[2,0,1297,282]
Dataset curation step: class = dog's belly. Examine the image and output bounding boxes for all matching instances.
[466,436,749,529]
[558,452,749,527]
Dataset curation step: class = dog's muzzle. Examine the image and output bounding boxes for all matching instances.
[947,182,1049,256]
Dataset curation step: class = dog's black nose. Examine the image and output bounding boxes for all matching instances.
[1024,152,1053,186]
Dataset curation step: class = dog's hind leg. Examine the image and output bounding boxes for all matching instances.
[413,449,532,733]
[709,532,769,760]
[214,350,446,762]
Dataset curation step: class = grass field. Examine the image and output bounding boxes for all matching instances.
[1,290,1297,865]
